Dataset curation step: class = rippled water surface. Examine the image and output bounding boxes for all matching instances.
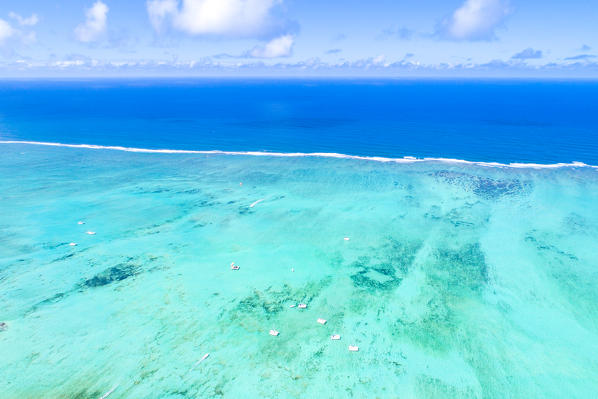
[1,144,598,398]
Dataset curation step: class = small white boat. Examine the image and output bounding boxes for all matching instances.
[348,345,359,352]
[86,231,96,235]
[298,303,307,309]
[77,221,85,225]
[344,237,350,241]
[269,329,279,336]
[194,353,210,366]
[289,304,296,308]
[317,318,327,325]
[69,242,77,246]
[331,334,341,340]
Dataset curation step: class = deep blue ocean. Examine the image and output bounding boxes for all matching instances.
[1,79,597,164]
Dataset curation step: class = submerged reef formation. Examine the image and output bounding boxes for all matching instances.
[1,147,597,398]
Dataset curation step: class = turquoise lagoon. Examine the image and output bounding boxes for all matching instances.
[1,143,598,398]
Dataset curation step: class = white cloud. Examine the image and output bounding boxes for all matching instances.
[147,0,177,31]
[0,18,15,44]
[53,60,86,68]
[249,34,293,58]
[9,12,39,26]
[147,0,287,38]
[75,1,109,42]
[441,0,510,40]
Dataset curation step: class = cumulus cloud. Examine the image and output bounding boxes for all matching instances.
[438,0,510,40]
[248,34,293,58]
[0,15,38,47]
[511,48,542,60]
[0,18,15,44]
[75,1,109,42]
[147,0,293,38]
[9,12,39,26]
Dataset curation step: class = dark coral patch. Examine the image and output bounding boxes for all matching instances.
[430,243,488,294]
[351,266,402,291]
[472,177,528,200]
[431,170,531,200]
[236,288,287,318]
[50,252,75,263]
[350,238,421,292]
[82,263,140,288]
[238,206,253,215]
[70,390,103,399]
[227,280,331,328]
[525,234,579,261]
[393,242,489,353]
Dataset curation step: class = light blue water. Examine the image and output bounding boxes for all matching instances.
[1,142,598,398]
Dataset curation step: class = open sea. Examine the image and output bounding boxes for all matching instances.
[1,80,598,398]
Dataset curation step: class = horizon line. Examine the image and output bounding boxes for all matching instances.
[0,75,598,81]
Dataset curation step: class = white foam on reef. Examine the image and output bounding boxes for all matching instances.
[1,140,596,170]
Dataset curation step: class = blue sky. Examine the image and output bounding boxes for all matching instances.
[0,0,597,77]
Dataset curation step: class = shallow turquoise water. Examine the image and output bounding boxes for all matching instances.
[1,143,598,398]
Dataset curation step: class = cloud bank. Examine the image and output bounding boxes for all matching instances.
[75,1,109,43]
[5,56,598,79]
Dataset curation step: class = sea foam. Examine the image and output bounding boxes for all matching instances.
[0,140,595,169]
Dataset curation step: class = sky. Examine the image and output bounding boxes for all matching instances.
[0,0,597,77]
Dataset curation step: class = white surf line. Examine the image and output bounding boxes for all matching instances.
[1,140,596,170]
[249,199,265,208]
[99,384,119,399]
